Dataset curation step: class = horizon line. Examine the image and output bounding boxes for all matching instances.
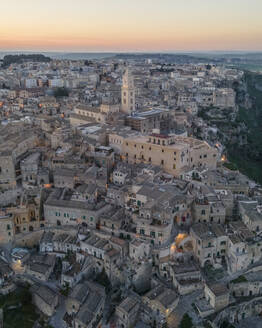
[1,49,262,54]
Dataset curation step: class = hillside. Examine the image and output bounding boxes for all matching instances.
[228,71,262,184]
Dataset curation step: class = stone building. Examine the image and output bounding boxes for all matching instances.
[170,262,203,295]
[239,201,262,234]
[31,283,59,317]
[213,88,235,109]
[116,295,141,328]
[26,254,56,281]
[73,281,106,328]
[204,282,229,311]
[126,108,170,134]
[121,69,135,114]
[230,280,262,298]
[190,223,227,267]
[192,197,226,224]
[143,285,179,319]
[20,152,41,186]
[44,188,110,227]
[0,212,14,244]
[109,133,218,178]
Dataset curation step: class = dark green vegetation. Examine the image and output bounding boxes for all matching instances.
[223,162,238,171]
[231,275,247,284]
[54,87,69,97]
[220,320,235,328]
[179,313,193,328]
[94,268,111,293]
[2,54,51,68]
[203,264,224,281]
[228,71,262,184]
[60,282,70,297]
[0,287,39,328]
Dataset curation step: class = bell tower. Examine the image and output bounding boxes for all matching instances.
[121,68,135,114]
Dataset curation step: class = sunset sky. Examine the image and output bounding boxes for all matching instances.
[1,0,262,52]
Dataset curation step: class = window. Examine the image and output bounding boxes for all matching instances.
[149,157,151,162]
[90,217,94,222]
[161,160,164,165]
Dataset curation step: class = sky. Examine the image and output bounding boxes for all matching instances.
[1,0,262,52]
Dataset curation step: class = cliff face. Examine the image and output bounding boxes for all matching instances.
[227,71,262,184]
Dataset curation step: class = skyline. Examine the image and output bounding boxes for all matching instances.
[1,0,262,52]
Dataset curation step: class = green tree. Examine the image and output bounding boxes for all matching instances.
[54,87,69,98]
[20,288,32,306]
[95,268,111,293]
[220,320,235,328]
[179,313,193,328]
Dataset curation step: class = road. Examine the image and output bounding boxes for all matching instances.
[167,290,202,328]
[49,296,67,328]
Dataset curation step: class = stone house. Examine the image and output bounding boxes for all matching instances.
[143,285,179,319]
[170,262,203,295]
[204,282,229,311]
[116,295,141,328]
[31,284,59,317]
[190,223,228,267]
[73,281,106,328]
